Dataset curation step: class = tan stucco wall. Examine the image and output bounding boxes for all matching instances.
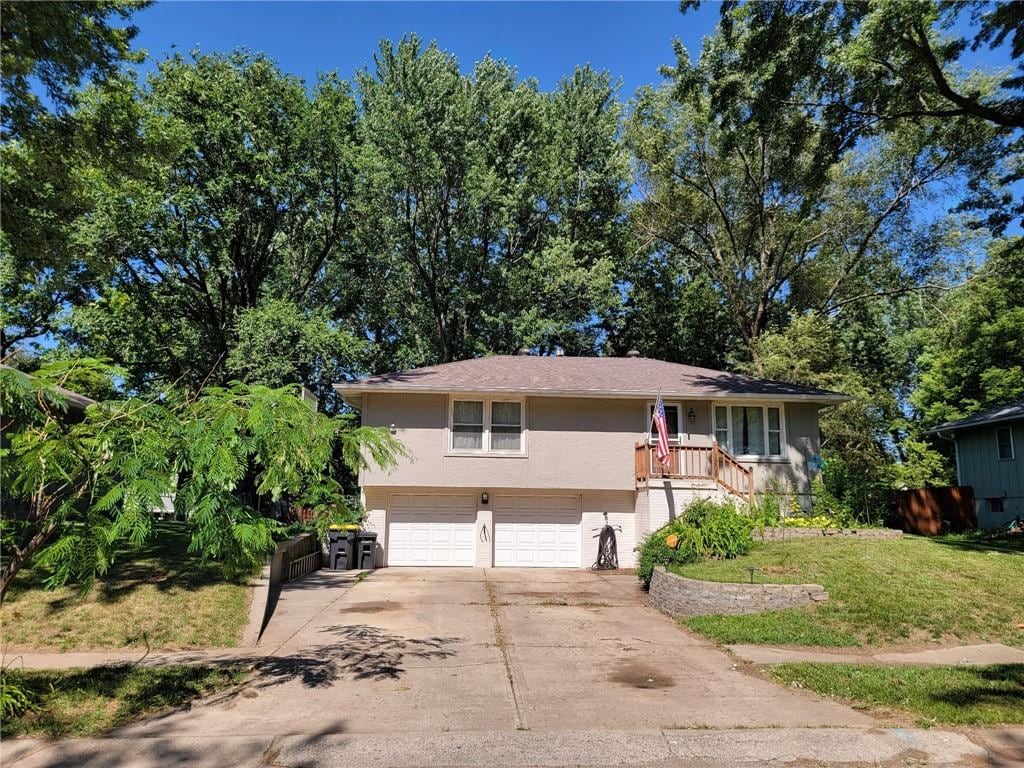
[360,393,823,504]
[360,393,645,491]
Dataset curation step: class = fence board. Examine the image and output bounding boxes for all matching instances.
[895,486,976,535]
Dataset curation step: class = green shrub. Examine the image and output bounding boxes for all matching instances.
[1,670,34,719]
[635,498,755,586]
[811,476,855,527]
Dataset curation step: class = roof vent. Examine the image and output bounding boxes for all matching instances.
[626,349,641,358]
[517,347,532,356]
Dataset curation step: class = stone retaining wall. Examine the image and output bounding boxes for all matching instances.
[759,527,903,540]
[648,566,828,619]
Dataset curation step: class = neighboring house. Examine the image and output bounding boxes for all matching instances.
[335,354,849,569]
[928,401,1024,529]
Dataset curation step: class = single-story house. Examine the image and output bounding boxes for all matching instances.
[335,353,849,569]
[928,400,1024,529]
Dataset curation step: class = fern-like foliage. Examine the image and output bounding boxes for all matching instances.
[1,364,407,598]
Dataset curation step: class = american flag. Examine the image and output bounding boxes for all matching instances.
[652,391,671,465]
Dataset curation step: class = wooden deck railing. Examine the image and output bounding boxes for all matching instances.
[634,442,754,503]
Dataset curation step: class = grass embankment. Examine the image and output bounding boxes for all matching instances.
[769,663,1024,726]
[670,535,1024,647]
[0,522,251,650]
[1,664,247,738]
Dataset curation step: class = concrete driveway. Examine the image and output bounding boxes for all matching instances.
[114,567,869,739]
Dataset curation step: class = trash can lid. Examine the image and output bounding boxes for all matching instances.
[327,524,360,531]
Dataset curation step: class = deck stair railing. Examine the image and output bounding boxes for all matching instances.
[634,442,754,503]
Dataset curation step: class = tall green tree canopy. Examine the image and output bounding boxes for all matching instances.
[681,0,1023,231]
[913,237,1024,426]
[66,51,362,390]
[1,1,150,356]
[354,37,630,367]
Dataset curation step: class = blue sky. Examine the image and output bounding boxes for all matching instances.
[132,1,717,96]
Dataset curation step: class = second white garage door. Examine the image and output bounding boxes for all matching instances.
[493,495,582,568]
[387,493,476,566]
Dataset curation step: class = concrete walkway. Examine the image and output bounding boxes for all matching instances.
[4,568,1022,767]
[729,641,1024,666]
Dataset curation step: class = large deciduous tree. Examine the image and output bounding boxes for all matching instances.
[623,4,1000,365]
[681,0,1023,231]
[1,1,149,356]
[353,37,630,368]
[913,237,1024,426]
[68,52,362,390]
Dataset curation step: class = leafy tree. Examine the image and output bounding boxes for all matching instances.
[226,299,365,407]
[353,37,629,368]
[913,237,1024,426]
[67,52,362,388]
[0,361,405,600]
[1,0,148,135]
[1,1,149,356]
[681,0,1023,230]
[627,35,992,361]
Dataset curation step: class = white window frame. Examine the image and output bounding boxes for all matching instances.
[711,401,787,460]
[996,426,1015,460]
[447,396,527,455]
[644,400,683,445]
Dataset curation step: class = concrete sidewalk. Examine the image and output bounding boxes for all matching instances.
[3,726,1016,768]
[728,642,1024,666]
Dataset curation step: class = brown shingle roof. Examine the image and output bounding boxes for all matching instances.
[335,356,849,404]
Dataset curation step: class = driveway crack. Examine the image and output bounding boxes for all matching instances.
[484,573,528,731]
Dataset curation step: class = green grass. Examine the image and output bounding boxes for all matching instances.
[0,522,251,650]
[671,534,1024,648]
[768,663,1024,726]
[1,664,247,739]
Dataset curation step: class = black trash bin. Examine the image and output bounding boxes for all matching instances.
[327,528,357,570]
[356,531,378,570]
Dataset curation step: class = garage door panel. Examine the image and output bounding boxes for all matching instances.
[387,494,476,567]
[493,496,581,568]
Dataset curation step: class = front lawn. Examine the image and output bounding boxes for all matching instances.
[768,663,1024,726]
[672,535,1024,647]
[1,664,247,739]
[0,522,252,650]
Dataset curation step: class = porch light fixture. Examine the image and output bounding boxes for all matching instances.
[687,408,696,425]
[389,423,397,435]
[481,492,489,505]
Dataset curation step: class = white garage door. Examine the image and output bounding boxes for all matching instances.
[387,493,476,566]
[493,495,582,568]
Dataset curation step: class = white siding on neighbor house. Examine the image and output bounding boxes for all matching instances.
[955,422,1024,528]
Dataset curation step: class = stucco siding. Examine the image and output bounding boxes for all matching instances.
[360,393,643,491]
[580,490,636,569]
[955,422,1024,528]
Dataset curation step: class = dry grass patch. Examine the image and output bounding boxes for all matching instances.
[1,522,251,650]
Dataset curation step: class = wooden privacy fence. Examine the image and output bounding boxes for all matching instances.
[895,486,976,535]
[269,532,321,587]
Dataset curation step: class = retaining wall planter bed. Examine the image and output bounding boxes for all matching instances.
[648,566,828,619]
[759,527,903,540]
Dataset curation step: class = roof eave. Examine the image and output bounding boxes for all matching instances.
[926,413,1024,435]
[333,382,850,405]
